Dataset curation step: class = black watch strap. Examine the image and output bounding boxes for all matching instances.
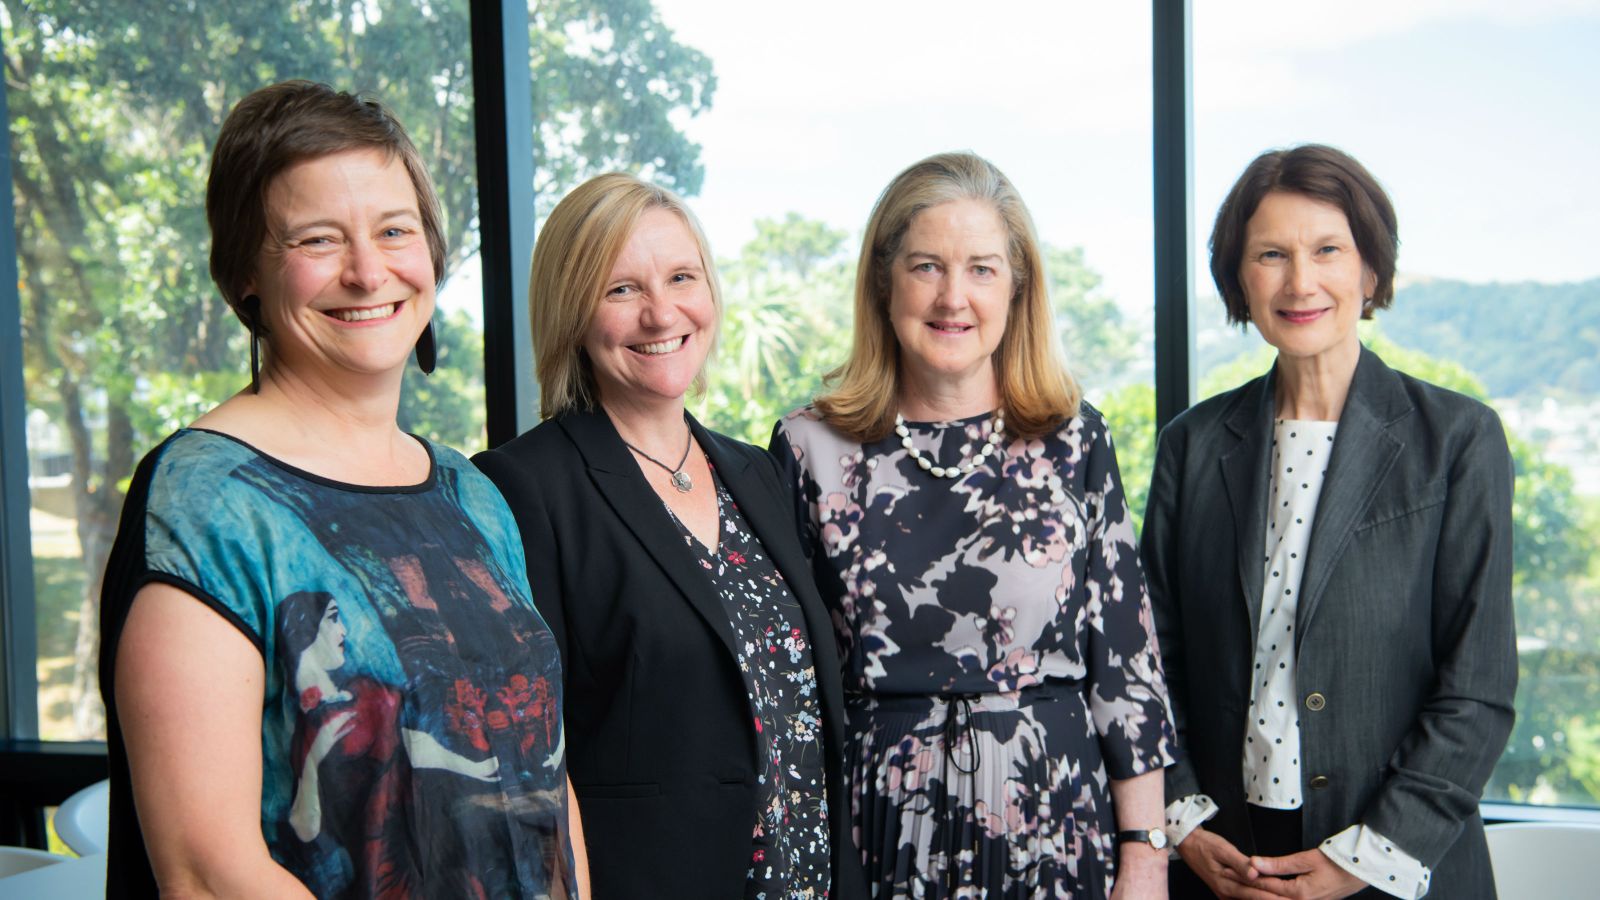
[1115,827,1169,849]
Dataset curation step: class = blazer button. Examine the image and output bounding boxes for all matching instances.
[1309,775,1331,790]
[1305,692,1327,711]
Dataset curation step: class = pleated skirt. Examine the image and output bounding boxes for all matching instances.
[846,686,1116,899]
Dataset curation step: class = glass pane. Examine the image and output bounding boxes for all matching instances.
[5,0,485,740]
[1194,6,1600,807]
[640,1,1157,519]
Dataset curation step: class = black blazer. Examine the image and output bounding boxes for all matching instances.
[474,408,867,900]
[1142,347,1517,899]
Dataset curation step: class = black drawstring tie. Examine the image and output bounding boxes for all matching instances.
[941,693,983,775]
[937,693,983,890]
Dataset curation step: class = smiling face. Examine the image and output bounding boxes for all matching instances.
[582,207,716,412]
[888,198,1013,399]
[1241,191,1376,369]
[247,148,435,388]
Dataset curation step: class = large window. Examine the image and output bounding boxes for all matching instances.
[4,0,485,741]
[2,0,1593,825]
[1193,4,1600,807]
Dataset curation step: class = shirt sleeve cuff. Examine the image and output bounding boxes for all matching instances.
[1319,824,1433,899]
[1163,793,1219,856]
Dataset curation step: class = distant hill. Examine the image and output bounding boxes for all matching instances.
[1195,277,1600,399]
[1381,278,1600,398]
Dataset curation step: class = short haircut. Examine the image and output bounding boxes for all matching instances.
[1209,144,1399,325]
[814,151,1080,442]
[529,173,722,418]
[206,80,446,327]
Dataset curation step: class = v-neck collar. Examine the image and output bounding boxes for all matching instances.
[663,462,725,558]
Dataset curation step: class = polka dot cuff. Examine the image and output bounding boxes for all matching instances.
[1321,823,1432,899]
[1162,793,1219,854]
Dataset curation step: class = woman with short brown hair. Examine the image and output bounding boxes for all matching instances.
[101,80,583,899]
[1144,144,1515,899]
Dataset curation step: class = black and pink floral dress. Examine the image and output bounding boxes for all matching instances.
[772,405,1178,899]
[664,466,832,899]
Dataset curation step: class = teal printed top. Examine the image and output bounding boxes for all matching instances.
[100,429,576,899]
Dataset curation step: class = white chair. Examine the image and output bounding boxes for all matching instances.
[0,845,65,879]
[53,778,110,856]
[1486,821,1600,900]
[0,852,105,898]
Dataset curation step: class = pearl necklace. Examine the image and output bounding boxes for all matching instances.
[894,413,1005,479]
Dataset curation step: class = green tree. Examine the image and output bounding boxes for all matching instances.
[1096,382,1156,534]
[529,0,715,215]
[1040,246,1153,529]
[5,0,714,736]
[697,214,853,444]
[1047,245,1140,391]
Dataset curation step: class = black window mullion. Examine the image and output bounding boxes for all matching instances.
[471,0,540,447]
[1152,0,1196,432]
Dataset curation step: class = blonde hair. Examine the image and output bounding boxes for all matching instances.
[814,151,1080,441]
[530,173,723,418]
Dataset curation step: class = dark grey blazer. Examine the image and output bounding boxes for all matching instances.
[473,408,867,900]
[1142,346,1516,898]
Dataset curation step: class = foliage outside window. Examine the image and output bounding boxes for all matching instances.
[5,0,713,740]
[8,0,1592,821]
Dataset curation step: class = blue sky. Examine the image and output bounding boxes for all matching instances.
[647,1,1600,317]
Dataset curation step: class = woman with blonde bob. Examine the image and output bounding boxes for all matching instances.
[771,152,1178,898]
[474,173,867,899]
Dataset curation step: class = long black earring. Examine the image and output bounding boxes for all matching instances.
[415,317,437,375]
[243,295,268,394]
[250,329,262,393]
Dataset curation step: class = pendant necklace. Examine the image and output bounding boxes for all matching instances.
[895,412,1005,480]
[622,427,695,492]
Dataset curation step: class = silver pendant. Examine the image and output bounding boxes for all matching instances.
[670,470,694,493]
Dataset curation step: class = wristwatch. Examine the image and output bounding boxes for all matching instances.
[1115,828,1170,850]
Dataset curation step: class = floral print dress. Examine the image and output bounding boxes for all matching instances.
[772,406,1178,899]
[663,465,832,899]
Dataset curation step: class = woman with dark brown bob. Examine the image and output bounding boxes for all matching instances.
[99,81,584,899]
[1142,144,1516,899]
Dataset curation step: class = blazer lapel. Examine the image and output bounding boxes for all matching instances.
[701,416,854,770]
[1221,368,1276,641]
[1294,347,1409,647]
[703,418,832,656]
[699,418,799,601]
[559,408,739,659]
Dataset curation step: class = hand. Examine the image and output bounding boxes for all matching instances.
[1110,843,1168,899]
[1242,849,1366,899]
[308,710,358,763]
[290,711,355,842]
[1176,827,1274,899]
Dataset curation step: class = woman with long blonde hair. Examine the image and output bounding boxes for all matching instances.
[772,152,1177,898]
